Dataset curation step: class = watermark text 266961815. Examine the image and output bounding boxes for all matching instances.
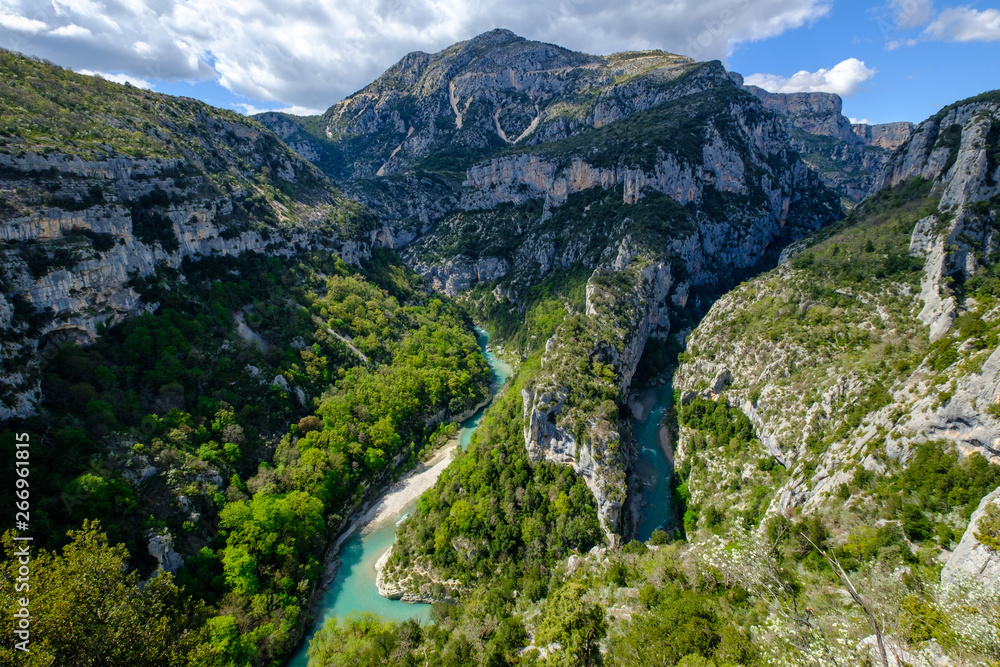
[13,431,32,653]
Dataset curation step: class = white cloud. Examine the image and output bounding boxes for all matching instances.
[0,11,47,34]
[48,23,90,38]
[744,58,877,97]
[849,117,871,124]
[78,69,153,89]
[0,0,832,111]
[233,102,325,116]
[923,6,1000,42]
[889,0,934,28]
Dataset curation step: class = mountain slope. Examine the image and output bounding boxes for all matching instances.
[673,90,1000,564]
[0,50,383,419]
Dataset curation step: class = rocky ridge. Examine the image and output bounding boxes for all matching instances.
[674,91,1000,549]
[0,54,380,419]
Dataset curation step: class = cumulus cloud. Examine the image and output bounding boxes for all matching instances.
[744,58,877,97]
[0,0,832,111]
[922,6,1000,42]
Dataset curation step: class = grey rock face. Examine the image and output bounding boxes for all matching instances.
[744,86,859,145]
[942,486,1000,588]
[401,77,839,304]
[852,122,915,150]
[520,244,679,540]
[148,532,184,574]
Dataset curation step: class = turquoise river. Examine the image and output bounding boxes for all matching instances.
[287,331,675,665]
[286,329,513,666]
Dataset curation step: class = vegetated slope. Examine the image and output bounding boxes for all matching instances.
[0,49,384,420]
[674,91,1000,582]
[0,50,494,667]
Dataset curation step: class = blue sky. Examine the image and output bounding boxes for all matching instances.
[728,0,1000,123]
[0,0,996,125]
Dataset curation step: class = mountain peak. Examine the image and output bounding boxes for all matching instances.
[463,27,524,47]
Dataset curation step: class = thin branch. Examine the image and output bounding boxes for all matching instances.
[801,533,889,667]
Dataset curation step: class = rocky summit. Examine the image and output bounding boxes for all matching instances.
[2,28,1000,667]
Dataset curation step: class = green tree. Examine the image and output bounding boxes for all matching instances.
[306,613,404,667]
[974,501,1000,553]
[536,582,606,667]
[0,521,203,666]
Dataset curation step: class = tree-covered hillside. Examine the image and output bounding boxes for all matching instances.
[0,50,491,667]
[0,246,491,666]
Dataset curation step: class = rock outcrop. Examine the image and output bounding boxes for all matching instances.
[0,59,380,418]
[147,532,184,574]
[941,486,1000,588]
[744,86,859,145]
[521,244,673,539]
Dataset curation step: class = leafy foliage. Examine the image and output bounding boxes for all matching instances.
[0,522,204,666]
[389,365,603,591]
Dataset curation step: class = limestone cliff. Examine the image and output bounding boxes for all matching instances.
[257,32,844,544]
[0,53,379,418]
[673,90,1000,530]
[743,84,913,204]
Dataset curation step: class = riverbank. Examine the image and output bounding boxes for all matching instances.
[285,328,512,667]
[357,434,461,538]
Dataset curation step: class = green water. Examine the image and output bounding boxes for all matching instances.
[287,329,512,666]
[632,381,675,541]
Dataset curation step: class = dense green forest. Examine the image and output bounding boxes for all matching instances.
[0,249,491,666]
[385,356,604,598]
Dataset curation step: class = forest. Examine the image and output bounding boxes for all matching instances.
[0,249,491,666]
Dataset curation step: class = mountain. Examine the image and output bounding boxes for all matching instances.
[673,89,1000,578]
[742,80,913,204]
[260,30,850,543]
[0,51,390,421]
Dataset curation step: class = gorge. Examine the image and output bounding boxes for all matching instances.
[1,28,999,667]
